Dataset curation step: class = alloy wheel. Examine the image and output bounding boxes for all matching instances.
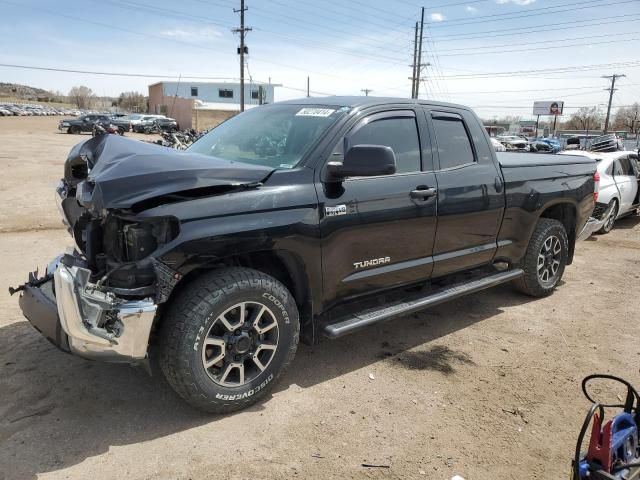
[201,301,279,387]
[537,235,562,285]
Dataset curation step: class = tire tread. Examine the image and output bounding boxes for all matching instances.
[158,267,299,413]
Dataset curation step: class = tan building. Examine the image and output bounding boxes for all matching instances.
[148,81,276,130]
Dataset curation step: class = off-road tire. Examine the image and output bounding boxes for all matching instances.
[597,199,618,234]
[513,218,568,298]
[158,267,299,413]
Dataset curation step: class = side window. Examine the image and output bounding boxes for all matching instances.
[190,87,198,97]
[347,116,421,173]
[431,114,475,170]
[605,164,613,176]
[619,157,634,175]
[613,161,624,176]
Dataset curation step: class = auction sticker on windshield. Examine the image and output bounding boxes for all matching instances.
[296,107,335,117]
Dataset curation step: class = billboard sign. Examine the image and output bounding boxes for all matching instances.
[533,101,564,116]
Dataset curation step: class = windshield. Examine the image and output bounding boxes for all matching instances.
[188,104,348,169]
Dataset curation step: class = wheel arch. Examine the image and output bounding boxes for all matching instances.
[538,201,577,264]
[157,249,315,345]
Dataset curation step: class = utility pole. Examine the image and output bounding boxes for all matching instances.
[307,76,310,97]
[361,88,373,96]
[410,21,418,98]
[415,7,425,99]
[233,0,252,112]
[603,73,625,133]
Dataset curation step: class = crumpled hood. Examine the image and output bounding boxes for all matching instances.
[64,134,274,211]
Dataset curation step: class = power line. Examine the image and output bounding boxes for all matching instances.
[426,0,637,29]
[431,14,640,42]
[99,0,412,66]
[436,36,640,58]
[435,31,637,54]
[0,62,338,97]
[439,61,640,79]
[0,63,240,80]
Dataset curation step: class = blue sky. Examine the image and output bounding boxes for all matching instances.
[1,0,639,119]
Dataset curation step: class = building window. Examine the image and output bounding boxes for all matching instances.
[219,89,234,99]
[190,87,198,97]
[251,89,259,100]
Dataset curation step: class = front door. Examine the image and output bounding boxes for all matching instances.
[426,108,506,277]
[317,109,438,308]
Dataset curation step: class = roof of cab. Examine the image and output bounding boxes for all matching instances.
[277,96,469,110]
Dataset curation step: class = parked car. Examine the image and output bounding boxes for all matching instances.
[560,150,639,233]
[497,135,529,151]
[14,97,597,413]
[133,116,178,133]
[59,114,113,134]
[530,138,561,153]
[590,133,625,153]
[490,137,506,152]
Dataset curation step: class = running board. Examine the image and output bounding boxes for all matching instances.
[322,269,524,339]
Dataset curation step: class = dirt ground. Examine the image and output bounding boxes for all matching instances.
[0,116,639,480]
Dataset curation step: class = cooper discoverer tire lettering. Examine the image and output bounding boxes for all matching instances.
[158,267,299,413]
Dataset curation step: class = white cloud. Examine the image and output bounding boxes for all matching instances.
[465,5,478,13]
[430,12,445,22]
[496,0,536,4]
[160,26,222,43]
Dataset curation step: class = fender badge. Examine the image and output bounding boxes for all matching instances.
[325,205,347,217]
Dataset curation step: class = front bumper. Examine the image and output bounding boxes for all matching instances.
[577,216,606,241]
[18,255,157,363]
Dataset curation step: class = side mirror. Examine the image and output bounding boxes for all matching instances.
[325,145,396,182]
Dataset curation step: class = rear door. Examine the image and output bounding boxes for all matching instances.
[613,156,637,213]
[425,108,505,277]
[629,153,640,206]
[318,108,438,306]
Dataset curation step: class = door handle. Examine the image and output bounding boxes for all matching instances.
[410,186,437,199]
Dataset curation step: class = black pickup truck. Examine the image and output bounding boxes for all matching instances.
[59,114,129,135]
[15,97,596,413]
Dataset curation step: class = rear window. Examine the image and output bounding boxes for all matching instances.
[432,115,475,169]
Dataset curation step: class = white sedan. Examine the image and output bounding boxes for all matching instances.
[560,150,639,233]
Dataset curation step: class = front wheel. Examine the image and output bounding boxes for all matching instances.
[158,267,299,413]
[514,218,568,297]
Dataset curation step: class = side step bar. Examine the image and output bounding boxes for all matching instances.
[322,269,524,339]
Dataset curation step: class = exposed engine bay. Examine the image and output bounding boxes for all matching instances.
[55,134,272,301]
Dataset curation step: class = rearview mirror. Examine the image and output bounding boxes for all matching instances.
[325,145,396,182]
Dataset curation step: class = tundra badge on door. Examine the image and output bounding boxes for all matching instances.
[353,257,391,269]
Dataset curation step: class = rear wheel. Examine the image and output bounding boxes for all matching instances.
[158,267,299,413]
[597,199,618,234]
[514,218,568,297]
